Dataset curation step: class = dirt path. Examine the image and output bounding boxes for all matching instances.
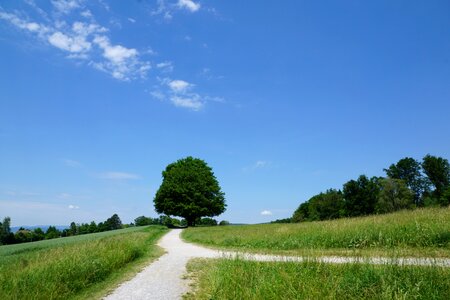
[104,229,450,300]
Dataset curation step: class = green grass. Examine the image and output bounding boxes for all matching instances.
[182,207,450,257]
[184,258,450,300]
[0,225,168,300]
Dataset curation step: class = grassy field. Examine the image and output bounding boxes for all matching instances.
[182,207,450,257]
[0,225,167,300]
[184,258,450,300]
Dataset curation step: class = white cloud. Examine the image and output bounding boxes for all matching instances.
[150,90,166,100]
[98,172,141,180]
[68,204,80,209]
[80,10,92,18]
[152,0,201,20]
[170,95,204,111]
[177,0,201,12]
[92,35,150,80]
[51,0,82,14]
[168,79,192,93]
[48,31,91,53]
[0,12,48,35]
[127,18,136,23]
[156,61,173,73]
[261,210,272,216]
[151,0,172,20]
[94,35,137,63]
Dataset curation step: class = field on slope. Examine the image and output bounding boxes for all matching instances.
[183,208,450,299]
[0,225,167,300]
[182,207,450,257]
[185,258,450,300]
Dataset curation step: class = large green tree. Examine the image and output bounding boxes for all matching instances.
[384,157,428,206]
[343,175,380,217]
[295,189,345,221]
[154,156,226,226]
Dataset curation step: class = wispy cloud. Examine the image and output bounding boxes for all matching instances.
[0,11,49,36]
[1,1,224,111]
[170,95,203,110]
[92,35,150,80]
[62,159,81,168]
[156,61,174,73]
[98,172,141,180]
[168,79,192,93]
[243,160,271,172]
[0,6,150,81]
[254,161,268,168]
[151,0,201,20]
[261,210,272,216]
[68,204,80,209]
[177,0,201,12]
[51,0,82,15]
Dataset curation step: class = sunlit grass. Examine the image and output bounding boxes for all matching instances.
[0,226,167,300]
[183,207,450,257]
[184,258,450,300]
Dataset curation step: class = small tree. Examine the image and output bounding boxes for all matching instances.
[135,216,151,226]
[375,178,414,213]
[105,214,122,230]
[154,156,226,226]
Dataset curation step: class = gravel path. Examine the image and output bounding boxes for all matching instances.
[104,229,450,300]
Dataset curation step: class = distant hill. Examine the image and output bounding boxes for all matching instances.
[11,225,69,233]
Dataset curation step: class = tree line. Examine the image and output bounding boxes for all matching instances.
[134,215,228,227]
[0,214,123,245]
[290,154,450,223]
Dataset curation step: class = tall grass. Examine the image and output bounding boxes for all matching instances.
[183,207,450,256]
[0,226,152,258]
[0,226,167,299]
[185,258,450,300]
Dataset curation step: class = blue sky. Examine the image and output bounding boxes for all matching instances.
[1,0,449,226]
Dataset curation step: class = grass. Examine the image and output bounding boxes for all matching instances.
[184,258,450,300]
[0,225,168,300]
[182,207,450,257]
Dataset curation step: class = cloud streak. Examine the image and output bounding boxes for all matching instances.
[98,172,141,180]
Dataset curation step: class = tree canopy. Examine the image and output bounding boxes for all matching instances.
[384,157,427,205]
[422,154,450,199]
[154,156,226,226]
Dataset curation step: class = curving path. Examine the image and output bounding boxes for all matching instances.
[104,229,450,300]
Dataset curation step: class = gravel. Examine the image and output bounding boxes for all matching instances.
[104,229,450,299]
[103,229,220,300]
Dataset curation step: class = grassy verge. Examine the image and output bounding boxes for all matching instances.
[0,226,167,300]
[182,207,450,257]
[184,258,450,300]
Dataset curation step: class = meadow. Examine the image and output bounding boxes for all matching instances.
[0,225,167,300]
[182,207,450,257]
[184,258,450,300]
